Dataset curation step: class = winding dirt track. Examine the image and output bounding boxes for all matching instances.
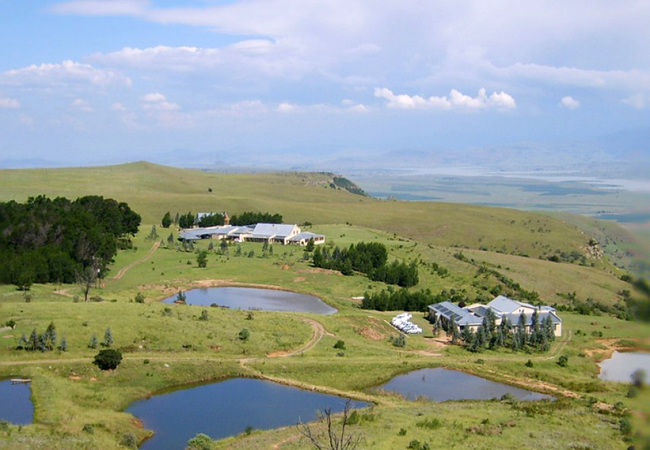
[268,318,328,358]
[110,241,160,282]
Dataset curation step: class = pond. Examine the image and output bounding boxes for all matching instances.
[374,368,553,402]
[126,378,368,450]
[163,287,337,315]
[0,379,34,425]
[599,351,650,382]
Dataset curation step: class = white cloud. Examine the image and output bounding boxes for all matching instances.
[559,96,580,110]
[111,102,127,111]
[140,92,180,111]
[347,103,369,113]
[0,97,20,109]
[50,0,149,16]
[1,60,132,88]
[375,87,515,111]
[71,98,94,113]
[621,93,645,110]
[277,102,297,112]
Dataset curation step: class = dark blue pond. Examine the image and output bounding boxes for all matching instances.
[163,287,337,315]
[126,378,368,450]
[0,379,34,425]
[375,368,553,402]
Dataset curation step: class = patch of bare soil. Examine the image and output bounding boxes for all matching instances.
[357,327,385,341]
[293,277,306,282]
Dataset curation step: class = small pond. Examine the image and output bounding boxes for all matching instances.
[126,378,368,450]
[0,379,34,425]
[599,351,650,382]
[163,287,337,315]
[375,368,553,402]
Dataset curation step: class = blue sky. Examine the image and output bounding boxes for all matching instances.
[0,0,649,167]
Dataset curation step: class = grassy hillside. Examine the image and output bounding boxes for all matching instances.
[0,162,593,261]
[545,211,650,278]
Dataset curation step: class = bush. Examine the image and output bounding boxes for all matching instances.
[238,328,250,341]
[390,334,406,348]
[93,349,123,370]
[187,433,214,450]
[525,359,534,368]
[416,418,441,430]
[333,340,346,350]
[199,310,209,321]
[398,428,407,436]
[557,355,569,367]
[82,424,94,434]
[134,292,145,303]
[120,433,137,448]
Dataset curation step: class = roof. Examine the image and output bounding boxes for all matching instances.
[251,223,298,238]
[487,295,536,314]
[178,230,203,240]
[288,231,325,242]
[505,311,562,325]
[429,301,483,326]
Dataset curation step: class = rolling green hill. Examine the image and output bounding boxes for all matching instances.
[0,162,593,261]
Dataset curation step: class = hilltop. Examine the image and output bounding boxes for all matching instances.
[0,161,593,262]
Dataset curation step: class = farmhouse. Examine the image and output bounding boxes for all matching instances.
[178,223,325,246]
[428,295,562,337]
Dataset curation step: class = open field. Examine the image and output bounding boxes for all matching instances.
[0,163,649,449]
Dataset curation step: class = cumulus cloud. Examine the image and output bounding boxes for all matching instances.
[140,92,180,111]
[621,93,645,110]
[111,102,127,111]
[277,102,298,112]
[1,60,132,88]
[70,98,94,113]
[559,96,580,109]
[374,87,515,111]
[0,97,20,109]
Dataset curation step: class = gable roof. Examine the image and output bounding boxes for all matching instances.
[252,223,298,238]
[487,295,536,314]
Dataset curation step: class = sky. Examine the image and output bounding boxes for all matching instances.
[0,0,649,167]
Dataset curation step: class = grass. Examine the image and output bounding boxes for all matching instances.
[0,163,649,449]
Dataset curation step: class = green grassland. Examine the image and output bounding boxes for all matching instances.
[0,163,649,449]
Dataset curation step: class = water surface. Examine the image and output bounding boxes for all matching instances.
[164,287,337,314]
[599,351,650,382]
[126,378,367,450]
[0,379,33,425]
[375,368,552,401]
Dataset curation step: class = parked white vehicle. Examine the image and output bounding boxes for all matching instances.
[390,313,422,334]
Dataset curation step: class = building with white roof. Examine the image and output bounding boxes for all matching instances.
[428,295,562,337]
[178,223,324,246]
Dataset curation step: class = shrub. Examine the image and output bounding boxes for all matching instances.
[134,292,145,303]
[82,424,94,434]
[94,349,123,370]
[398,428,407,436]
[525,359,534,368]
[238,328,250,341]
[199,310,209,321]
[186,433,214,450]
[120,432,137,448]
[333,340,346,350]
[416,418,441,430]
[390,334,406,348]
[557,355,569,367]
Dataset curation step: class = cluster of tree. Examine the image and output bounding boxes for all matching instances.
[0,195,140,290]
[438,309,556,353]
[197,213,225,227]
[17,322,67,352]
[230,211,282,226]
[361,288,451,311]
[178,212,196,229]
[313,242,418,287]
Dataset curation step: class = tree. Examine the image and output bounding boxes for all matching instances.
[333,340,346,350]
[197,250,208,268]
[199,310,209,321]
[557,355,569,367]
[76,263,99,302]
[306,238,315,252]
[88,334,98,349]
[103,327,113,347]
[187,433,214,450]
[161,211,172,228]
[297,399,361,450]
[461,325,474,344]
[146,225,159,241]
[93,349,122,370]
[58,336,68,352]
[167,232,175,248]
[238,328,250,341]
[631,369,646,388]
[449,316,460,344]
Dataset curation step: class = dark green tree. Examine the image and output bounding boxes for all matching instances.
[197,250,208,268]
[161,211,172,228]
[94,349,122,370]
